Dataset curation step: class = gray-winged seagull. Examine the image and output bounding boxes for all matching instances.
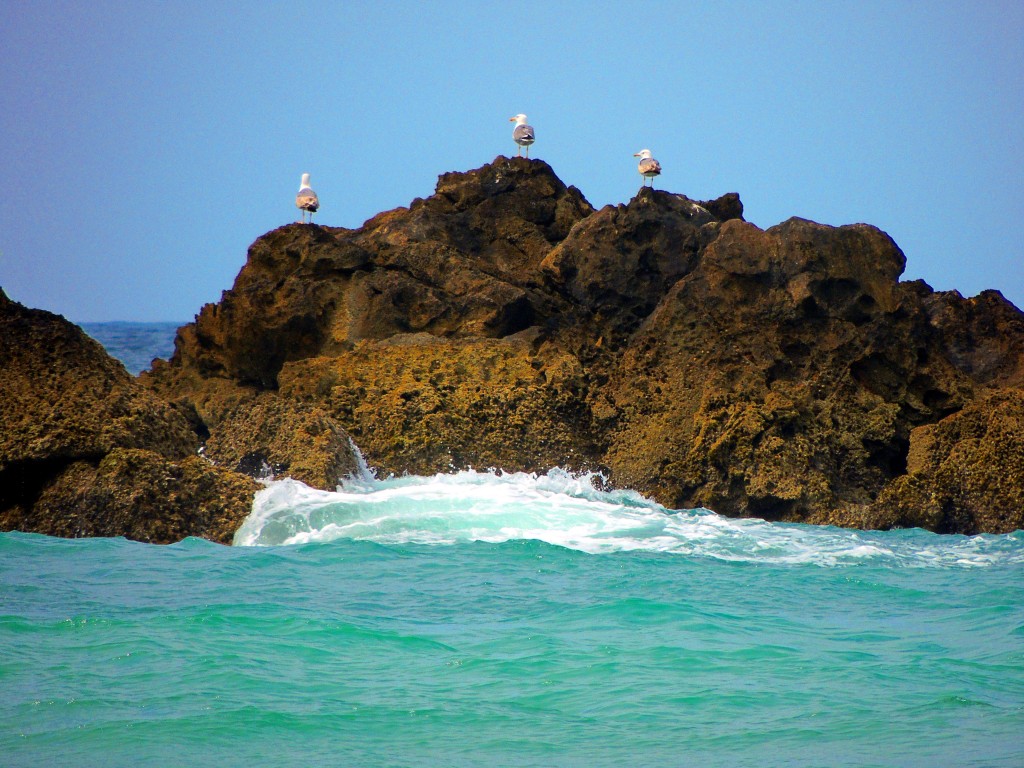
[510,114,535,157]
[295,173,319,223]
[634,149,662,187]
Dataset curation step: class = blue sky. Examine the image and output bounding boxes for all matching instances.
[1,1,1021,321]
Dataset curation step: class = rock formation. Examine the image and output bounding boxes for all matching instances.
[4,155,1022,541]
[145,156,1023,535]
[0,290,357,543]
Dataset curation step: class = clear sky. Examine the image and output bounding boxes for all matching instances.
[1,1,1021,322]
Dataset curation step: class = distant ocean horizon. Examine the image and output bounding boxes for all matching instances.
[80,320,183,375]
[5,322,1021,767]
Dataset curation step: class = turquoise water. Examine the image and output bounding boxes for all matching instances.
[5,323,1016,766]
[2,469,1023,767]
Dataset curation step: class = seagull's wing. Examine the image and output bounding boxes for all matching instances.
[638,158,661,176]
[513,124,536,144]
[296,191,320,212]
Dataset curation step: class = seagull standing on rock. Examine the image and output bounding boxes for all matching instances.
[295,173,319,223]
[510,114,535,157]
[634,149,661,188]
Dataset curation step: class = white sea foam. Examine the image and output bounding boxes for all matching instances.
[233,468,1024,567]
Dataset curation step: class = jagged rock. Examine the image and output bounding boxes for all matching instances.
[170,156,593,388]
[0,290,259,543]
[921,288,1024,389]
[201,393,361,488]
[597,216,984,523]
[144,156,1024,534]
[278,331,599,477]
[866,390,1024,533]
[8,449,259,544]
[143,362,364,490]
[541,189,732,340]
[0,290,195,466]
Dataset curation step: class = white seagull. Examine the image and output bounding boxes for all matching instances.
[295,173,319,223]
[634,149,662,187]
[510,114,535,157]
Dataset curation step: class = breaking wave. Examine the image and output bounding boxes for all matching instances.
[233,468,1023,568]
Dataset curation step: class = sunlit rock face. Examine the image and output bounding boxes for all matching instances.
[15,155,1019,538]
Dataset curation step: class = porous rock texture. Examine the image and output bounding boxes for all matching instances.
[145,156,1024,534]
[142,156,1024,536]
[6,156,1022,540]
[0,291,260,543]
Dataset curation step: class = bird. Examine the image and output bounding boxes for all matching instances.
[295,173,319,223]
[510,114,535,157]
[634,149,662,187]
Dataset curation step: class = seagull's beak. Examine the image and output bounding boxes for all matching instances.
[633,153,641,157]
[509,117,516,122]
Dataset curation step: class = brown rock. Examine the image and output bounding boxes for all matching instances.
[4,449,259,545]
[278,332,599,477]
[0,290,259,543]
[167,156,594,388]
[202,393,361,488]
[867,390,1024,533]
[143,362,363,491]
[540,189,731,340]
[137,158,1024,535]
[0,290,195,467]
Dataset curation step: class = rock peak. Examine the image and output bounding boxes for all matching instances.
[625,187,745,224]
[433,155,585,212]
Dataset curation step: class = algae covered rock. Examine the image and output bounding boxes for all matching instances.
[0,289,259,544]
[868,390,1024,534]
[144,156,1024,534]
[19,448,259,545]
[278,331,598,477]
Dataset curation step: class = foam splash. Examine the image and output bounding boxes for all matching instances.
[233,468,1023,567]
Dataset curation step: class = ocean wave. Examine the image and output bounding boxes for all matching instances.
[232,468,1024,568]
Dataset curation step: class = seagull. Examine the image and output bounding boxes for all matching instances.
[510,114,535,157]
[634,149,662,187]
[295,173,319,223]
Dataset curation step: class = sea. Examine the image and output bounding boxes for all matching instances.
[1,322,1021,767]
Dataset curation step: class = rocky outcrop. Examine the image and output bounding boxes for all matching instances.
[0,291,364,543]
[145,155,1024,534]
[866,390,1024,534]
[0,289,262,543]
[8,155,1022,539]
[18,448,259,544]
[170,157,593,388]
[278,331,600,477]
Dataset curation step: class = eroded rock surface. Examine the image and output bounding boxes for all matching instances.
[0,290,260,543]
[146,156,1024,534]
[6,154,1022,539]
